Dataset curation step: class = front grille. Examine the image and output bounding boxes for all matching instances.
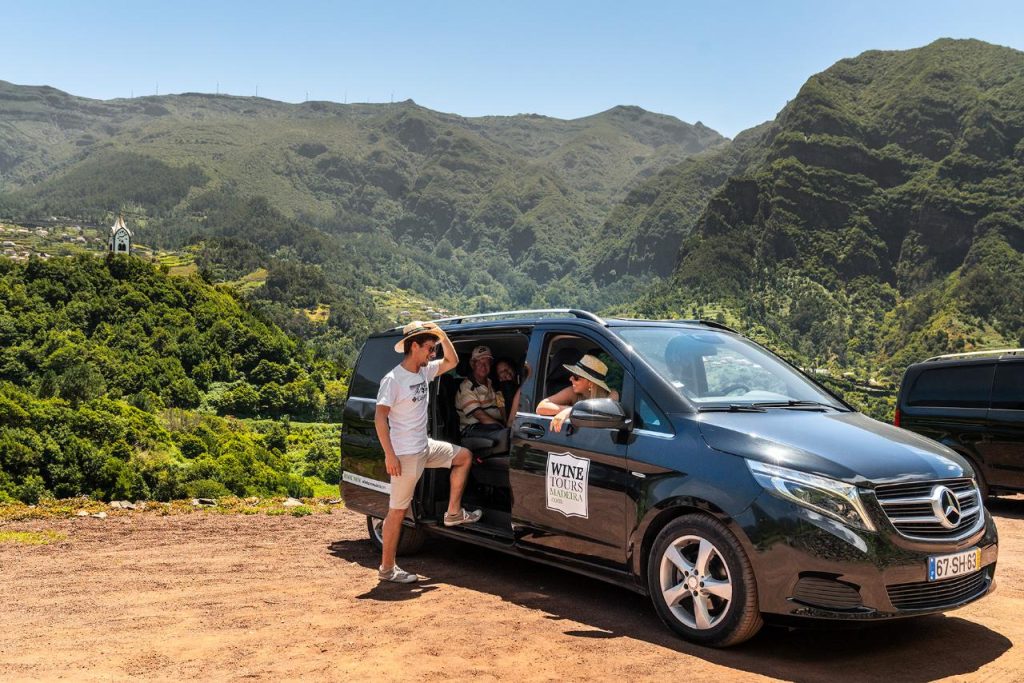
[792,576,862,610]
[874,479,984,541]
[887,570,989,611]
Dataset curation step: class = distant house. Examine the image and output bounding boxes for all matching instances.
[108,216,133,255]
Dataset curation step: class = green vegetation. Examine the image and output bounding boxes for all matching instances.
[1,39,1023,441]
[0,254,346,503]
[0,254,341,419]
[633,39,1024,410]
[0,82,722,316]
[0,496,339,521]
[0,530,65,545]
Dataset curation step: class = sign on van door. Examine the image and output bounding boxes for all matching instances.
[546,452,591,518]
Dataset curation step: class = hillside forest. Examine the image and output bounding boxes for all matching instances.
[0,38,1021,502]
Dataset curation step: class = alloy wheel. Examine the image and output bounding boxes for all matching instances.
[658,534,734,630]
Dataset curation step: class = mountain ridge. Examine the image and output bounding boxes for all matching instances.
[631,38,1024,391]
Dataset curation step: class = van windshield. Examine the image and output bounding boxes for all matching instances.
[615,327,847,409]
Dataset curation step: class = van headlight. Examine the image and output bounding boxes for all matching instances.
[747,460,876,532]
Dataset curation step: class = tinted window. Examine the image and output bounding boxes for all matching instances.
[991,363,1024,410]
[350,337,403,399]
[614,327,844,408]
[907,364,995,408]
[540,335,623,400]
[636,391,671,434]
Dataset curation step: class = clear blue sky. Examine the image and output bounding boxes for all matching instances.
[5,0,1024,137]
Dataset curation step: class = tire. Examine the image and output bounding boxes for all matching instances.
[366,515,427,556]
[647,514,763,647]
[968,460,992,499]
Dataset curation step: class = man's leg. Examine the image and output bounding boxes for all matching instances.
[424,440,480,526]
[446,446,473,516]
[380,506,408,572]
[379,452,423,581]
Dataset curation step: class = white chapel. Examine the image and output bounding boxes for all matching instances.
[108,215,132,255]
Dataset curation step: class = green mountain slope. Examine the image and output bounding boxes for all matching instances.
[638,38,1024,383]
[0,84,723,284]
[0,254,347,503]
[589,122,771,281]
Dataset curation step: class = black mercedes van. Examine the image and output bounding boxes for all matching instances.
[896,349,1024,498]
[341,310,997,646]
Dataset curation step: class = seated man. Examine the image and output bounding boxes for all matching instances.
[455,345,509,453]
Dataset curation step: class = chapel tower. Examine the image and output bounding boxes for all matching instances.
[108,215,132,255]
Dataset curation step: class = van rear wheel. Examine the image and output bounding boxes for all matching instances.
[366,515,427,556]
[969,462,991,499]
[647,514,762,647]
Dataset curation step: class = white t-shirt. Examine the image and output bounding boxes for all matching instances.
[377,359,442,456]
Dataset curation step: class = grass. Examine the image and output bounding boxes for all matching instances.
[227,267,269,294]
[168,263,198,276]
[0,496,343,521]
[157,250,199,277]
[302,303,330,324]
[368,286,451,324]
[0,530,66,545]
[306,477,340,498]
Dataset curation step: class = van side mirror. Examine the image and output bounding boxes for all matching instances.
[570,398,632,431]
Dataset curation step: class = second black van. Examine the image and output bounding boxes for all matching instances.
[896,349,1024,497]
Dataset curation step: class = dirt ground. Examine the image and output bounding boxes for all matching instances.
[2,499,1024,682]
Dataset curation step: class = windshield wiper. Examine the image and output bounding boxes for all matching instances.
[698,404,767,413]
[751,400,837,411]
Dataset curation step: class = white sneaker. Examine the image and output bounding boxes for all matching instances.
[443,508,483,527]
[378,565,418,583]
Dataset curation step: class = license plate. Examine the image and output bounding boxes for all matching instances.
[928,548,981,582]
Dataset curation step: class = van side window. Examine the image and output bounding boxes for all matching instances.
[636,391,671,434]
[991,364,1024,410]
[541,335,623,399]
[349,338,401,399]
[907,364,995,408]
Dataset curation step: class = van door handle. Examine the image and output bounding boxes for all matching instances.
[519,424,546,438]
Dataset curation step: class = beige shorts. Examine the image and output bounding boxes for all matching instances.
[389,439,459,510]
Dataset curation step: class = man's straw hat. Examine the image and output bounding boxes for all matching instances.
[394,321,444,353]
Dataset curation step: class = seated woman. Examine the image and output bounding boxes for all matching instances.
[537,354,619,433]
[493,357,520,418]
[500,360,529,428]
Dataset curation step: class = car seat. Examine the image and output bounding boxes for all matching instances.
[545,348,582,396]
[436,372,509,489]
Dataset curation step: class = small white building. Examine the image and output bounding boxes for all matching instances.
[108,216,133,255]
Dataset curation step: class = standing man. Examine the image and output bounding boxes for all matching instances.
[375,321,481,583]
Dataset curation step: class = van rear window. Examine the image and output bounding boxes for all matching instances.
[350,337,402,399]
[991,363,1024,410]
[907,364,995,408]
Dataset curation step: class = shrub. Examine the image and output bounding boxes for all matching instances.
[284,474,313,499]
[16,474,47,505]
[177,434,207,459]
[183,478,231,499]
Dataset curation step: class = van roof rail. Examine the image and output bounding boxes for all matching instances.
[399,308,606,328]
[924,348,1024,362]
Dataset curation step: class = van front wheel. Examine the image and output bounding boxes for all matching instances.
[366,515,427,556]
[647,515,762,647]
